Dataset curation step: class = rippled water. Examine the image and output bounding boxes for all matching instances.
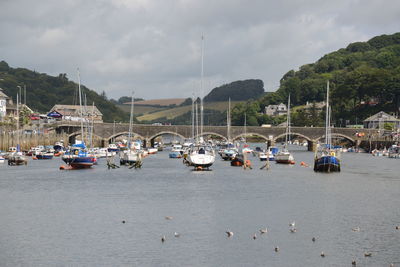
[1,145,399,266]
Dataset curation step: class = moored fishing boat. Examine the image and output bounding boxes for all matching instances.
[8,152,28,165]
[35,151,54,160]
[169,144,183,158]
[314,81,341,173]
[62,142,96,168]
[231,153,244,166]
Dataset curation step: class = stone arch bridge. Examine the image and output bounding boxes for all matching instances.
[52,122,376,151]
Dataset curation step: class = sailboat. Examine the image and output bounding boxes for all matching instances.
[314,81,341,172]
[220,98,238,160]
[61,69,96,169]
[120,91,141,165]
[8,93,28,166]
[187,35,216,170]
[275,95,295,164]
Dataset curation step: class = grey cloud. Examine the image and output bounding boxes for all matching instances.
[0,0,398,99]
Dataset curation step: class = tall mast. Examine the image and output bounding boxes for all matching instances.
[227,98,231,142]
[286,94,291,145]
[195,101,199,144]
[325,81,330,145]
[192,93,195,140]
[77,68,84,143]
[90,102,95,148]
[244,113,247,144]
[200,34,204,137]
[128,91,134,148]
[16,93,19,149]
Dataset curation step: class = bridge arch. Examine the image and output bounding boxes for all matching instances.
[67,131,104,145]
[148,131,186,143]
[273,132,313,142]
[195,132,228,141]
[315,133,356,144]
[232,132,269,141]
[107,131,146,143]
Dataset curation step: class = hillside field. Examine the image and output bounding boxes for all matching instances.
[136,101,243,121]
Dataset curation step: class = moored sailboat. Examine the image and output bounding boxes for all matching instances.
[61,69,96,169]
[314,81,341,172]
[275,95,295,164]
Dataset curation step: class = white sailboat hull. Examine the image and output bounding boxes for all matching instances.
[275,151,295,164]
[188,153,215,167]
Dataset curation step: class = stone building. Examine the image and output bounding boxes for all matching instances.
[363,111,400,129]
[49,104,103,122]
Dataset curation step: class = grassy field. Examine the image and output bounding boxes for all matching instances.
[136,101,243,121]
[117,104,167,115]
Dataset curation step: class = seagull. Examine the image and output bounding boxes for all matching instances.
[312,237,316,242]
[253,233,257,240]
[352,227,360,232]
[165,216,173,220]
[226,231,234,237]
[174,232,180,238]
[320,252,325,257]
[289,221,295,227]
[290,228,297,233]
[161,235,166,242]
[274,246,279,252]
[259,228,268,234]
[364,252,372,257]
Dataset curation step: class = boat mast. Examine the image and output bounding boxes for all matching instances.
[244,113,247,144]
[192,92,195,140]
[325,81,330,146]
[128,91,134,149]
[195,101,199,144]
[227,97,231,142]
[16,93,19,149]
[286,94,291,146]
[77,69,85,144]
[200,34,204,138]
[90,102,95,148]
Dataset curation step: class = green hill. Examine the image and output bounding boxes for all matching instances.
[0,61,129,122]
[204,79,264,102]
[256,32,400,126]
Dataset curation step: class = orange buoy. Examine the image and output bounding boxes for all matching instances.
[32,156,38,160]
[300,161,308,167]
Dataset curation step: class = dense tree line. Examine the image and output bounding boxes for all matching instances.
[203,79,264,102]
[0,61,129,122]
[239,32,400,126]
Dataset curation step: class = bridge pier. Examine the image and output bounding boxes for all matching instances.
[308,141,317,152]
[267,139,275,147]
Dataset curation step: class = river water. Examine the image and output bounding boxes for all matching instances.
[0,145,399,266]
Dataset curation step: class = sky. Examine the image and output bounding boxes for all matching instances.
[0,0,399,100]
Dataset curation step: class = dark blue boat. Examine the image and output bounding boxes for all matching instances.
[313,81,341,173]
[314,154,340,172]
[62,142,96,169]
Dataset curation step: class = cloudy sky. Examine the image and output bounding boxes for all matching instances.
[0,0,399,100]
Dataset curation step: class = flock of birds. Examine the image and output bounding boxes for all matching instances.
[120,217,399,266]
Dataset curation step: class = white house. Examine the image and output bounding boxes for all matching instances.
[0,88,9,121]
[265,103,287,117]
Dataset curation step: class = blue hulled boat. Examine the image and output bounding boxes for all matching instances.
[314,151,341,172]
[314,81,341,173]
[62,142,96,169]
